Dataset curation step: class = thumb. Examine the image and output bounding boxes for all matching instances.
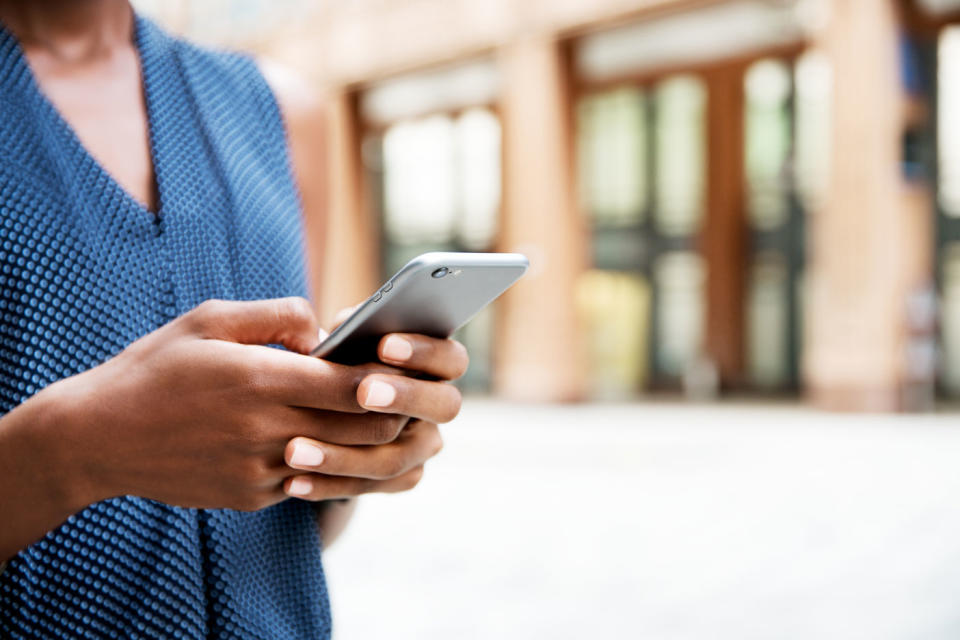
[186,297,321,355]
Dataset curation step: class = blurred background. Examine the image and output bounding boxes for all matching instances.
[134,1,960,638]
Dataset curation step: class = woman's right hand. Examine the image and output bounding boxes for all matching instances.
[32,297,460,513]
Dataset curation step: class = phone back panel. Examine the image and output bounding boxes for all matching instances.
[314,252,528,364]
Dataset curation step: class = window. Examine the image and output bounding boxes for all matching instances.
[577,88,648,227]
[382,115,458,249]
[576,270,651,398]
[940,27,960,218]
[653,76,706,237]
[379,107,501,271]
[941,244,960,394]
[654,252,706,378]
[938,26,960,395]
[794,51,832,213]
[746,252,790,388]
[745,59,792,231]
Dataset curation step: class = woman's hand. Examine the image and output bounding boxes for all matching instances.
[282,322,470,501]
[42,297,464,512]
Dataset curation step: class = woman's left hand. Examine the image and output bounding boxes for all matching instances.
[283,331,468,501]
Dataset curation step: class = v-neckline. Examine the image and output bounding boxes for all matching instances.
[1,14,164,219]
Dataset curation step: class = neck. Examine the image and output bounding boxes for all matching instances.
[0,0,134,62]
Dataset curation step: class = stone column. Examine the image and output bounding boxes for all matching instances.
[496,38,588,401]
[318,90,380,326]
[805,0,931,410]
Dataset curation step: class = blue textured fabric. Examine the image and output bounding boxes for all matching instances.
[0,16,331,639]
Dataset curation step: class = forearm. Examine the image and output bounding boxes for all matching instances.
[316,498,357,549]
[0,383,96,562]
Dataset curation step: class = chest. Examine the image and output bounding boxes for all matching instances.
[0,30,309,406]
[23,45,156,212]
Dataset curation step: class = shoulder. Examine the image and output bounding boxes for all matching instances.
[169,38,283,133]
[136,16,325,147]
[136,16,286,149]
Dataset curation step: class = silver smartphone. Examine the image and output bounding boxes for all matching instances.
[311,252,529,365]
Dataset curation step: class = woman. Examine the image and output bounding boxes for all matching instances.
[0,1,467,637]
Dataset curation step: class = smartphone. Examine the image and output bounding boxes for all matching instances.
[311,252,529,365]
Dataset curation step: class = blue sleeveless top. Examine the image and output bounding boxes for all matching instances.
[0,16,331,639]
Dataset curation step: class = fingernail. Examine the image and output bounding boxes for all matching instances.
[382,336,413,362]
[364,380,396,408]
[318,328,329,342]
[290,441,325,467]
[287,476,313,496]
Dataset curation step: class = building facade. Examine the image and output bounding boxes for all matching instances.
[136,0,960,410]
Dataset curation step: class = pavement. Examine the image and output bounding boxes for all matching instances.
[322,400,960,640]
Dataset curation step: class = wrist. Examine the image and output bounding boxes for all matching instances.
[0,379,108,559]
[26,378,112,512]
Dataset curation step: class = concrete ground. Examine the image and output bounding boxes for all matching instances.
[322,401,960,640]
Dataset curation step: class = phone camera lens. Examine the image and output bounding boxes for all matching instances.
[431,267,449,279]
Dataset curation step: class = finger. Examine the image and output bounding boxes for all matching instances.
[186,297,320,355]
[284,420,442,479]
[330,305,359,330]
[357,373,462,423]
[378,334,469,381]
[283,465,426,501]
[277,406,411,445]
[236,346,403,413]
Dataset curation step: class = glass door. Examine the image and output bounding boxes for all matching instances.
[576,73,707,396]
